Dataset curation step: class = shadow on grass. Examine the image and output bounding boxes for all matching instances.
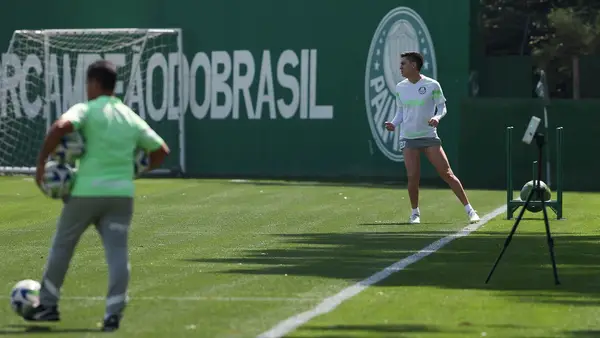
[0,325,100,335]
[182,229,600,302]
[288,323,598,338]
[224,177,506,192]
[566,330,600,337]
[227,179,408,190]
[359,222,455,226]
[285,324,463,338]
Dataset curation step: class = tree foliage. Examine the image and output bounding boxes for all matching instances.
[480,0,600,56]
[532,8,599,68]
[480,0,600,98]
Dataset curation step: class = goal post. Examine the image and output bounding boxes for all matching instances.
[0,28,186,176]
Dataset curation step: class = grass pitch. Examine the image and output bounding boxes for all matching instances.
[0,177,598,337]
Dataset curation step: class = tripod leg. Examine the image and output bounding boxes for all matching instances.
[540,195,560,285]
[485,185,536,284]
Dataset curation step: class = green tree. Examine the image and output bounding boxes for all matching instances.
[480,0,600,55]
[531,7,600,98]
[479,0,600,98]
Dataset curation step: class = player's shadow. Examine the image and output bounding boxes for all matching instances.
[359,221,454,225]
[566,330,600,337]
[285,324,460,338]
[0,325,100,335]
[182,229,600,303]
[287,323,536,337]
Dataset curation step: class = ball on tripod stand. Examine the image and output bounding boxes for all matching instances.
[519,180,552,213]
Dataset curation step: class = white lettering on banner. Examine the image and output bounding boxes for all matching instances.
[233,50,255,119]
[300,49,309,119]
[47,53,61,115]
[256,50,276,119]
[277,50,300,119]
[61,54,83,111]
[104,53,126,95]
[168,52,189,120]
[127,53,145,119]
[1,53,22,118]
[210,51,232,119]
[0,49,334,121]
[189,52,210,120]
[20,54,43,118]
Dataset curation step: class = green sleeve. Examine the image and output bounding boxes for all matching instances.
[59,103,88,130]
[135,116,165,152]
[432,82,446,105]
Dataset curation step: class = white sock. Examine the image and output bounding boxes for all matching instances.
[465,204,473,213]
[412,207,420,215]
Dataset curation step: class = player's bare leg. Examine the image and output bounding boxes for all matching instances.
[403,147,422,224]
[423,145,480,223]
[424,145,468,204]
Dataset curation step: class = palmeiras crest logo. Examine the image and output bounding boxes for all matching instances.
[364,7,437,162]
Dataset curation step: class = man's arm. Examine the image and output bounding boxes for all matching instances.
[36,120,74,168]
[35,103,87,187]
[385,92,403,131]
[391,94,404,126]
[432,82,448,121]
[434,102,447,120]
[136,118,170,170]
[36,104,86,168]
[148,143,170,171]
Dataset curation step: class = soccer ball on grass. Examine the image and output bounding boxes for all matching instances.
[10,279,40,317]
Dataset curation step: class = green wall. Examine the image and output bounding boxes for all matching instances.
[2,0,598,192]
[458,99,600,192]
[477,57,534,98]
[580,56,600,99]
[1,1,598,191]
[0,0,472,180]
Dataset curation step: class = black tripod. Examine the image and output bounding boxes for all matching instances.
[485,132,560,285]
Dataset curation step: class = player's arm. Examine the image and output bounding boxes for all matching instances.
[35,104,87,180]
[136,118,170,171]
[431,82,448,121]
[148,142,170,171]
[385,93,403,131]
[391,95,404,126]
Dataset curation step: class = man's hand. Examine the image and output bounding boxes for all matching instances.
[428,116,440,128]
[384,122,396,131]
[35,161,45,192]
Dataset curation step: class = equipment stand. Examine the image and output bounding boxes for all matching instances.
[486,132,560,285]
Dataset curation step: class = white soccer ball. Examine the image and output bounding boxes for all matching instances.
[10,279,40,316]
[42,161,76,199]
[134,149,150,177]
[52,131,85,164]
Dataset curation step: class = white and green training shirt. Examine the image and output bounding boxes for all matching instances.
[390,75,447,140]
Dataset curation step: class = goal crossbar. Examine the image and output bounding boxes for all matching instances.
[14,28,182,36]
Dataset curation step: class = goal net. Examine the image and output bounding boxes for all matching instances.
[0,28,185,175]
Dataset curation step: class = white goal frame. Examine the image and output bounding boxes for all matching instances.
[0,28,186,176]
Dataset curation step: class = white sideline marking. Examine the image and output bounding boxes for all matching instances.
[0,295,318,302]
[257,205,507,338]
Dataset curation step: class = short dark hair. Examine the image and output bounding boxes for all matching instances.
[401,52,424,71]
[87,60,117,91]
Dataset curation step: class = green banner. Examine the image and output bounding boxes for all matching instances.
[0,0,472,180]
